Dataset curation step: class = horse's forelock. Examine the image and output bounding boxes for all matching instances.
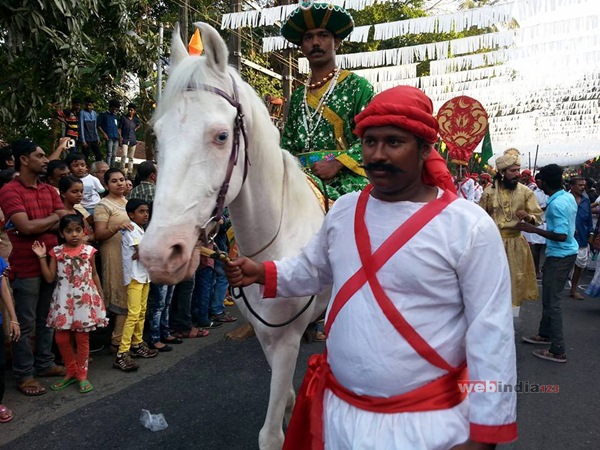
[153,57,211,125]
[154,57,249,127]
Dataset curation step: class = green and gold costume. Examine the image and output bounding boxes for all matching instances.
[281,70,374,200]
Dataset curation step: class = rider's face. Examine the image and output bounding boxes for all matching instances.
[300,29,339,66]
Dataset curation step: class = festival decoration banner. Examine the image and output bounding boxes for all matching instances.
[437,96,489,166]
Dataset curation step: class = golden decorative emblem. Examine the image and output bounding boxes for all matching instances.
[437,96,489,166]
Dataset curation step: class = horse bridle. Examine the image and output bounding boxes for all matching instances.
[191,75,250,245]
[190,75,317,328]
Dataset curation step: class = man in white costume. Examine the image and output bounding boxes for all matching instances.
[226,86,517,450]
[455,170,478,202]
[471,173,484,203]
[522,174,548,278]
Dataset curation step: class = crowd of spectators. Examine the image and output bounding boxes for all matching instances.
[0,100,237,423]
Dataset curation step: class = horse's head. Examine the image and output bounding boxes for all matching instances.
[140,22,256,284]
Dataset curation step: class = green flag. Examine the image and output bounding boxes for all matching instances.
[481,127,493,166]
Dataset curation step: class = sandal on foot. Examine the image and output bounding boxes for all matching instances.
[51,378,77,391]
[180,327,209,338]
[569,292,585,300]
[79,380,94,394]
[161,335,183,345]
[150,342,173,352]
[17,378,47,396]
[0,405,13,423]
[210,312,237,323]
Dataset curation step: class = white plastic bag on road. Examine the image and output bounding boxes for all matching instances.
[140,409,169,431]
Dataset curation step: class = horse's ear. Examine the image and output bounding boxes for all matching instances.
[170,23,188,69]
[194,22,229,74]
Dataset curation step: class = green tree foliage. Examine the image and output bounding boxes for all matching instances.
[0,0,152,145]
[0,0,228,149]
[241,48,283,99]
[0,0,100,139]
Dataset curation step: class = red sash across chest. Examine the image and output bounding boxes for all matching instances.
[283,185,467,450]
[459,179,470,199]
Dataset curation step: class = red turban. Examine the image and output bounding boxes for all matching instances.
[354,86,439,143]
[354,86,455,193]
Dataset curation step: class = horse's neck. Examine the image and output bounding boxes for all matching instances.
[227,86,323,260]
[228,145,287,260]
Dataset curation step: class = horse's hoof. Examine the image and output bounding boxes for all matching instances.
[224,323,256,341]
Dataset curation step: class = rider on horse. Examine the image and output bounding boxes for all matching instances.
[280,1,375,201]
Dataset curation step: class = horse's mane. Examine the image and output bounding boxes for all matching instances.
[237,72,316,224]
[152,54,319,224]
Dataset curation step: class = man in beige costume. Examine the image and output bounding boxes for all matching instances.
[479,149,543,317]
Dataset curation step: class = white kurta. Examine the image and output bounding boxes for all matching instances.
[457,178,478,202]
[268,189,517,449]
[522,186,548,245]
[473,183,483,203]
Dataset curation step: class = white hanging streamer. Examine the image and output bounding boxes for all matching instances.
[348,25,371,43]
[230,0,600,163]
[262,36,293,53]
[373,3,514,40]
[353,64,419,84]
[220,10,260,29]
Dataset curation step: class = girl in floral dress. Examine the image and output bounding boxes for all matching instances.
[32,215,108,394]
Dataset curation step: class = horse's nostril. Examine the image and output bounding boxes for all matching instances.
[170,243,185,258]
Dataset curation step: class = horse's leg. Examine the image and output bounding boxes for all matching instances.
[256,325,304,450]
[284,385,296,426]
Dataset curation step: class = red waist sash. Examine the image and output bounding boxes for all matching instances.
[283,353,468,450]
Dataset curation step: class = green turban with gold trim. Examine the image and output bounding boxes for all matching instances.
[281,1,354,45]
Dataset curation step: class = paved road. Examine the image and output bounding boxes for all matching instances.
[2,271,600,449]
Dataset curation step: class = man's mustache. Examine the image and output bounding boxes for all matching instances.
[310,48,325,55]
[361,163,405,173]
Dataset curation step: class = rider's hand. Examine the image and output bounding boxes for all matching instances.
[310,159,343,182]
[225,257,265,287]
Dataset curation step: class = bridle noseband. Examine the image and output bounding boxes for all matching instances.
[190,75,250,245]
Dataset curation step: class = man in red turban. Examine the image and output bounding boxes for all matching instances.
[226,85,517,450]
[520,169,537,190]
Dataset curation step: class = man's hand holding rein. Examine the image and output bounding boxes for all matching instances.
[225,257,265,287]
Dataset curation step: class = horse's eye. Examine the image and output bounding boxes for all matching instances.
[216,132,229,144]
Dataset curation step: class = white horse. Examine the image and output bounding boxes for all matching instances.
[140,23,328,450]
